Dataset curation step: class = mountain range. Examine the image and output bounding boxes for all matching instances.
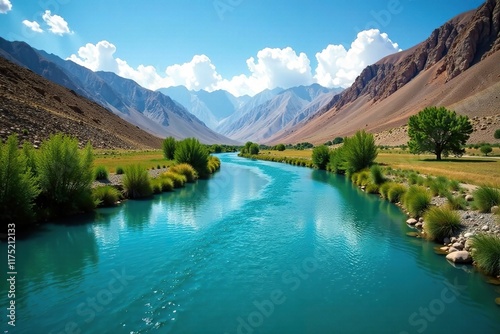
[0,0,499,148]
[269,0,500,145]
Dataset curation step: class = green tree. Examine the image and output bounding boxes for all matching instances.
[276,143,286,151]
[174,138,210,178]
[36,134,95,217]
[480,144,492,156]
[249,143,260,155]
[0,135,40,226]
[332,137,344,145]
[312,145,330,170]
[162,136,177,160]
[211,144,222,153]
[408,107,473,160]
[494,129,500,140]
[342,130,378,173]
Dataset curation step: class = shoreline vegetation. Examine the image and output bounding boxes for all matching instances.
[0,133,222,236]
[239,130,500,291]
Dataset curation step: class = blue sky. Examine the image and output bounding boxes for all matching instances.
[0,0,485,96]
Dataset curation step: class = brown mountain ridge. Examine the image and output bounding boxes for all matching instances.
[270,0,500,145]
[0,56,162,149]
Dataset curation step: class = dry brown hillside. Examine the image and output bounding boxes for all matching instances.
[0,56,162,149]
[270,0,500,146]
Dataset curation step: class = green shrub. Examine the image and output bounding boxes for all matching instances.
[408,173,418,185]
[480,144,492,156]
[92,186,121,207]
[342,130,378,173]
[448,179,461,192]
[312,145,330,170]
[388,184,407,203]
[94,165,109,181]
[0,135,40,225]
[36,134,95,216]
[473,186,500,213]
[159,177,174,192]
[356,171,370,186]
[370,165,385,185]
[424,207,462,241]
[123,165,152,199]
[445,193,468,210]
[327,147,346,174]
[162,136,177,160]
[365,183,380,194]
[151,180,162,194]
[471,234,500,276]
[207,156,221,173]
[170,163,198,182]
[379,182,394,200]
[276,143,286,151]
[163,171,186,188]
[116,166,124,175]
[429,176,450,197]
[174,138,209,178]
[403,186,432,217]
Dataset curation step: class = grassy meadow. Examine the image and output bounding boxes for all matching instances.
[94,149,172,172]
[259,148,500,186]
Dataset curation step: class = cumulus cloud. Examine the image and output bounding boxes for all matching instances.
[315,29,401,88]
[22,20,43,33]
[0,0,12,14]
[68,30,400,97]
[42,10,72,35]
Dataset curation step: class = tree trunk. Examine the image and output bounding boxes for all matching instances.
[436,151,442,161]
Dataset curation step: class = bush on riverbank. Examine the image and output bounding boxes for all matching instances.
[174,138,210,178]
[170,163,198,183]
[370,165,386,185]
[327,130,377,175]
[473,186,500,213]
[94,165,109,181]
[37,134,95,218]
[403,186,432,217]
[92,185,121,207]
[424,207,462,241]
[208,155,221,173]
[123,164,152,199]
[312,145,330,170]
[163,171,187,188]
[471,234,500,276]
[388,184,407,203]
[0,135,40,226]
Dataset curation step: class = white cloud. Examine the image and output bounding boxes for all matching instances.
[42,10,72,35]
[22,20,43,33]
[315,29,401,88]
[68,31,400,97]
[0,0,12,14]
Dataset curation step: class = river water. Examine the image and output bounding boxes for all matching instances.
[1,153,499,333]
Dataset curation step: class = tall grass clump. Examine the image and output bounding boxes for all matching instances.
[123,164,152,199]
[408,172,419,185]
[159,177,174,192]
[446,193,468,210]
[424,207,462,242]
[162,136,177,160]
[170,163,198,183]
[174,138,210,178]
[0,135,40,226]
[365,183,380,194]
[342,130,378,174]
[388,184,407,203]
[403,186,432,217]
[312,145,330,170]
[370,165,385,185]
[473,186,500,213]
[207,155,221,173]
[471,234,500,276]
[94,165,109,181]
[163,171,186,188]
[429,176,450,197]
[116,166,124,175]
[448,179,461,192]
[92,185,121,207]
[379,182,394,200]
[37,134,95,217]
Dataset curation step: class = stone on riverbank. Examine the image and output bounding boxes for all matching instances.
[446,251,472,264]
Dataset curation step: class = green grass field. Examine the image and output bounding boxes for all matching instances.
[260,149,500,186]
[94,150,173,173]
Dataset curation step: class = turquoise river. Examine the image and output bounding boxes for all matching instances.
[1,153,500,333]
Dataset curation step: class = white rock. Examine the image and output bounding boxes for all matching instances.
[418,217,424,223]
[492,206,499,214]
[406,218,418,225]
[452,242,463,250]
[464,232,474,238]
[451,237,458,243]
[415,222,423,228]
[465,195,474,202]
[448,247,459,253]
[482,225,489,231]
[446,251,472,264]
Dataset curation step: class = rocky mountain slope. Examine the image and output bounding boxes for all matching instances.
[0,56,162,149]
[271,0,500,145]
[0,37,237,145]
